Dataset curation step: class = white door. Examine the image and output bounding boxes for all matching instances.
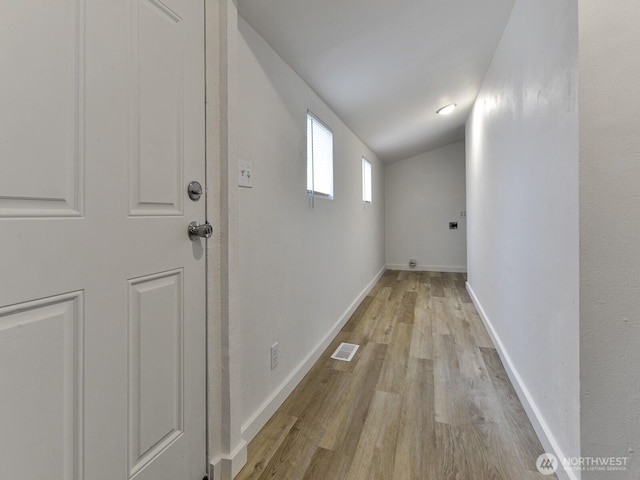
[0,1,207,479]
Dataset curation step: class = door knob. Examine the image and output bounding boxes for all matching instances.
[188,221,213,240]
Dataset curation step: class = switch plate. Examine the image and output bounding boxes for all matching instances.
[270,342,279,370]
[239,160,253,188]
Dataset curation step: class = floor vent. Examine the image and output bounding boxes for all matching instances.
[331,342,360,362]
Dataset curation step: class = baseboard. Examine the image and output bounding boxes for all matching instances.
[209,440,248,480]
[240,265,386,443]
[385,263,467,273]
[465,282,579,480]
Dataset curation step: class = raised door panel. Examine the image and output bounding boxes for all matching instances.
[0,0,84,217]
[128,270,184,477]
[129,0,184,216]
[0,293,83,479]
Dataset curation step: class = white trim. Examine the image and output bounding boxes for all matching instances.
[465,282,579,480]
[240,266,386,442]
[208,440,248,480]
[385,263,467,273]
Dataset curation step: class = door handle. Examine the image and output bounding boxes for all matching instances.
[188,221,213,240]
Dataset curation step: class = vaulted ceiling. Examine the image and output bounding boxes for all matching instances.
[237,0,516,163]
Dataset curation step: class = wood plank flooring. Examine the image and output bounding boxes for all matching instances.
[235,271,554,480]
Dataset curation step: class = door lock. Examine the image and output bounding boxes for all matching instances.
[187,181,203,201]
[188,221,213,240]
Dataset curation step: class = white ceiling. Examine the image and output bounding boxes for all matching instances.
[237,0,515,163]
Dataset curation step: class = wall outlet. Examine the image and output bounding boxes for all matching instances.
[460,211,467,218]
[239,160,253,188]
[270,342,279,370]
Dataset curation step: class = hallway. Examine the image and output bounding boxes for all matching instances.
[235,271,553,479]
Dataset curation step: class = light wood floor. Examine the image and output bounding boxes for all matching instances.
[236,270,555,480]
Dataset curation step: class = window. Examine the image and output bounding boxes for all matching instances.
[362,157,372,203]
[307,112,333,198]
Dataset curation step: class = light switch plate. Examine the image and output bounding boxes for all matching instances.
[270,342,279,370]
[239,160,253,188]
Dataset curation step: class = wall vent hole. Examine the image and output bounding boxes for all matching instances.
[331,342,359,362]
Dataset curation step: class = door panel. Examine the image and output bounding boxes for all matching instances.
[130,0,185,216]
[0,293,83,480]
[128,270,184,477]
[0,0,83,218]
[0,0,206,479]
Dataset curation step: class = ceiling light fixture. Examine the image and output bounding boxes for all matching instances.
[436,103,457,115]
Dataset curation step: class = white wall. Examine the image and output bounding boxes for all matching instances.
[235,17,386,442]
[579,2,640,478]
[465,0,580,477]
[385,141,467,272]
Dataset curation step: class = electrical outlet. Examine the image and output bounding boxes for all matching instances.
[460,211,467,218]
[270,342,279,370]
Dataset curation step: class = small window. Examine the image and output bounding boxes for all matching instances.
[362,157,372,203]
[307,112,333,198]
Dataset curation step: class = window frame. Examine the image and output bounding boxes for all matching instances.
[362,157,372,204]
[306,111,334,199]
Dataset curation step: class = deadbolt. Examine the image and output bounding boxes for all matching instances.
[187,181,203,201]
[188,221,213,240]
